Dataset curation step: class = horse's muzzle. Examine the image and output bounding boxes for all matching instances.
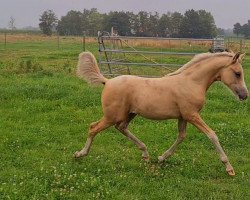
[236,88,249,101]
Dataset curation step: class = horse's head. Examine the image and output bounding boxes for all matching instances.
[219,52,248,101]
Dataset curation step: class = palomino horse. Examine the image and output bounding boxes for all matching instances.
[74,51,248,176]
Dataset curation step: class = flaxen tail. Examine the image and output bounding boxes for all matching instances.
[76,52,108,85]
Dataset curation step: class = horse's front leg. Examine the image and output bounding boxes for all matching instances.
[158,118,187,162]
[188,114,235,176]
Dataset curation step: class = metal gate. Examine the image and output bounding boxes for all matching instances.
[98,32,221,77]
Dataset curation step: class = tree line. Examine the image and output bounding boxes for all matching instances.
[39,8,218,38]
[233,21,250,38]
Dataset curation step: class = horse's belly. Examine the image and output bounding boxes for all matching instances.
[139,112,180,120]
[132,103,180,120]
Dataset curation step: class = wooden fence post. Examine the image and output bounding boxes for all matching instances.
[4,32,7,49]
[57,34,60,50]
[82,34,86,51]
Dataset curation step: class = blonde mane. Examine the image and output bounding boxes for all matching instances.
[167,52,234,76]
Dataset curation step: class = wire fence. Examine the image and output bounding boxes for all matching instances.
[1,33,249,52]
[0,33,98,52]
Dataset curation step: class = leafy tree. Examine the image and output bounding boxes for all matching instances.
[180,9,201,38]
[103,11,131,36]
[57,8,104,36]
[147,12,160,37]
[241,21,250,38]
[39,10,57,36]
[158,12,183,37]
[197,10,216,38]
[180,9,216,38]
[233,21,250,38]
[158,13,171,37]
[87,8,104,36]
[233,23,242,36]
[126,12,137,35]
[133,11,160,37]
[57,10,83,35]
[134,11,150,36]
[170,12,183,37]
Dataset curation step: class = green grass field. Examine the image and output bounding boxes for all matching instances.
[0,36,250,199]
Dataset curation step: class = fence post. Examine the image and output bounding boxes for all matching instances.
[239,39,243,52]
[226,37,229,50]
[168,39,171,51]
[82,34,85,51]
[4,32,7,49]
[57,34,60,50]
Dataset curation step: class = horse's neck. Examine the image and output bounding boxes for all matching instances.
[184,57,229,91]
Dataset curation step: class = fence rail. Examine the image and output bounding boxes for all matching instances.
[99,61,182,67]
[101,49,197,56]
[101,35,216,41]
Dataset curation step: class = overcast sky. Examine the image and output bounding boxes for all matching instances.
[1,0,249,29]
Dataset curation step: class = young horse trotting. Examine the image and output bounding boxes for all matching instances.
[74,51,248,176]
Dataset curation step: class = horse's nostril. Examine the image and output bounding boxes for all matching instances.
[239,93,248,101]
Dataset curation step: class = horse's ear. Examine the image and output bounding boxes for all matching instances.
[239,53,246,63]
[232,52,241,64]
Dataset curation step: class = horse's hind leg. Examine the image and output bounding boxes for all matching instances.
[115,114,149,161]
[74,117,112,158]
[158,118,187,162]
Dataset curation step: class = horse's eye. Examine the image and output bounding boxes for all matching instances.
[235,72,241,78]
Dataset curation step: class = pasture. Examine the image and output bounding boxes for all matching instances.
[0,34,250,199]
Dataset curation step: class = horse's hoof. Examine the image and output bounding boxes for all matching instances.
[227,169,235,176]
[74,151,82,158]
[158,156,164,163]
